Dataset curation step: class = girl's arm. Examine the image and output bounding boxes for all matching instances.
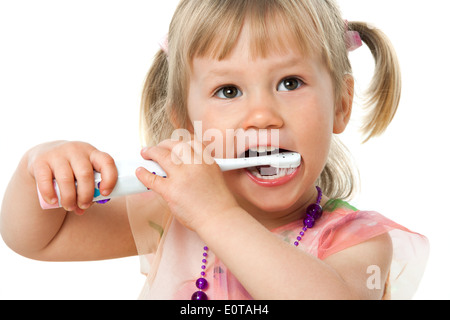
[137,140,392,300]
[196,206,392,300]
[0,141,137,261]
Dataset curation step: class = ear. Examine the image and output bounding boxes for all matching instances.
[333,74,354,134]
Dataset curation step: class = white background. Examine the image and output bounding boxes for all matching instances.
[0,0,448,299]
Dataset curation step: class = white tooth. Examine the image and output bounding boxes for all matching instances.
[249,146,278,154]
[249,165,296,180]
[256,146,267,153]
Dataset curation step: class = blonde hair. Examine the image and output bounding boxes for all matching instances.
[140,0,401,200]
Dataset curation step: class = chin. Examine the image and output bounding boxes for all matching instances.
[225,169,307,212]
[239,188,303,213]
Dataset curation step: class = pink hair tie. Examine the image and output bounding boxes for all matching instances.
[159,34,169,55]
[346,30,362,52]
[344,20,362,52]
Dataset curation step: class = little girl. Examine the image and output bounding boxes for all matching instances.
[0,0,428,300]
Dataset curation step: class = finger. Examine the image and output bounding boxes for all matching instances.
[34,162,58,205]
[135,167,166,194]
[189,139,215,165]
[155,139,180,150]
[71,158,95,210]
[141,144,179,170]
[90,150,118,196]
[53,160,77,211]
[73,207,87,216]
[172,142,195,165]
[154,139,199,166]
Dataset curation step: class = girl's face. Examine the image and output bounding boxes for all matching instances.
[186,25,348,225]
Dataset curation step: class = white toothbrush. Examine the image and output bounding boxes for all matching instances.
[37,152,301,209]
[214,152,301,171]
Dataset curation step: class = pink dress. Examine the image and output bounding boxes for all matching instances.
[127,192,429,300]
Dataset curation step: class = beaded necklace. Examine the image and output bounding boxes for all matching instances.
[191,186,323,300]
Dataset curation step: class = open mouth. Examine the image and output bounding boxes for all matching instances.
[241,146,300,180]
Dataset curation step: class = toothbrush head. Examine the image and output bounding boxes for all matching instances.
[269,152,301,169]
[214,151,301,172]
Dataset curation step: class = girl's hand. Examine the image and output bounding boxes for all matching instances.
[136,139,239,231]
[27,141,118,215]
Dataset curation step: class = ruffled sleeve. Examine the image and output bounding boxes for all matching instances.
[316,200,429,300]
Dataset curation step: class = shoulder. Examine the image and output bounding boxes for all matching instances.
[316,200,403,260]
[318,201,394,299]
[317,199,429,299]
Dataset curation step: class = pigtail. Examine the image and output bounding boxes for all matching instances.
[140,49,173,147]
[348,21,401,142]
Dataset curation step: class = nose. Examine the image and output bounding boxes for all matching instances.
[240,91,284,131]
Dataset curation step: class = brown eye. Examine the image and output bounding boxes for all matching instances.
[278,78,303,91]
[216,86,242,99]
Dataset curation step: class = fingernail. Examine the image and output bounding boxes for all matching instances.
[79,203,90,210]
[101,189,111,196]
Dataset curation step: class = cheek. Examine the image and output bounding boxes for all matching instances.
[293,98,334,170]
[187,99,237,158]
[186,88,203,125]
[187,109,235,158]
[292,94,334,138]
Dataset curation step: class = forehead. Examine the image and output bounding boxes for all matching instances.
[191,32,316,80]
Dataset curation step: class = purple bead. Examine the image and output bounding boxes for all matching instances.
[306,204,323,220]
[303,216,315,228]
[95,199,111,204]
[191,291,208,300]
[196,278,209,290]
[294,241,299,246]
